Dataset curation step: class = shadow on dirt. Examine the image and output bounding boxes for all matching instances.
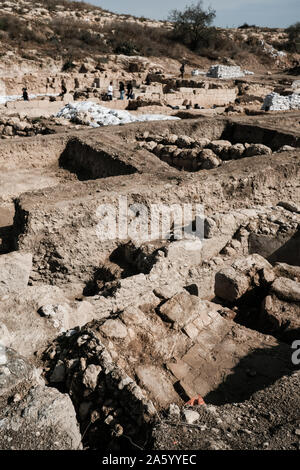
[204,342,299,406]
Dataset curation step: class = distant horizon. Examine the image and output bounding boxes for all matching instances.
[76,0,300,28]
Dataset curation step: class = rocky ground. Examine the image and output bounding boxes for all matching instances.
[152,371,300,450]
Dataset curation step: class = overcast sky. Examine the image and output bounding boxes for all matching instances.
[82,0,299,28]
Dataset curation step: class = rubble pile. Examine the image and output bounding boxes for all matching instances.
[259,40,287,59]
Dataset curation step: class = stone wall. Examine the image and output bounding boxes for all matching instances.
[164,88,237,107]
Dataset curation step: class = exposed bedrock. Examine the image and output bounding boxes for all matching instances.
[0,113,299,451]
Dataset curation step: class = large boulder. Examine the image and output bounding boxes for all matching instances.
[165,239,203,266]
[176,135,195,148]
[195,137,210,148]
[277,201,300,214]
[215,267,250,302]
[0,252,32,296]
[160,291,203,328]
[136,365,179,407]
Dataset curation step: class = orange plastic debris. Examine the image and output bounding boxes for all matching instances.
[185,394,205,406]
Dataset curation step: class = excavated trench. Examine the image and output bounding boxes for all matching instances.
[223,122,300,149]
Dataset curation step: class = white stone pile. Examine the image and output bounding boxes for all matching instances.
[290,94,300,109]
[207,65,245,79]
[262,92,300,111]
[191,69,205,76]
[0,93,59,105]
[57,101,180,127]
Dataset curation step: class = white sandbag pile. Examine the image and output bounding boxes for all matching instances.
[56,101,180,127]
[207,65,245,79]
[262,92,300,111]
[0,93,59,105]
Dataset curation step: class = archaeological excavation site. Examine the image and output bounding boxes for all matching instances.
[0,0,299,454]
